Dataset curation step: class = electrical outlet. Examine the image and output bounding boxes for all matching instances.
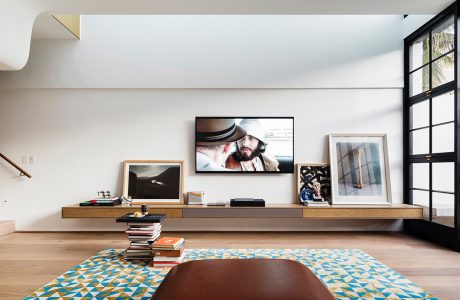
[29,156,37,164]
[22,155,29,164]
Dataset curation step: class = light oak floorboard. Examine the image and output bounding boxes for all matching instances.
[0,232,459,300]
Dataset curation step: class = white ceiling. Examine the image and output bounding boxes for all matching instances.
[48,0,455,14]
[30,0,454,39]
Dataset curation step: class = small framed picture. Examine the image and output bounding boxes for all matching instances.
[296,163,331,204]
[329,134,392,205]
[122,160,184,204]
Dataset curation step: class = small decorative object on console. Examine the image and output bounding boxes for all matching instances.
[299,189,330,206]
[133,211,144,218]
[121,196,133,205]
[187,191,204,205]
[97,191,113,199]
[207,202,226,206]
[141,204,149,215]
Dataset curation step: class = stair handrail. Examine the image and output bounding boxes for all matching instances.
[0,152,32,178]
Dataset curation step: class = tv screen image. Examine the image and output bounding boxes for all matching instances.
[195,117,294,173]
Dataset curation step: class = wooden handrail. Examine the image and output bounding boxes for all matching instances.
[0,152,32,178]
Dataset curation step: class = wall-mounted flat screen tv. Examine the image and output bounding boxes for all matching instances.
[195,117,294,173]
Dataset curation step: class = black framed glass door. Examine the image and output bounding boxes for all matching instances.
[404,3,460,251]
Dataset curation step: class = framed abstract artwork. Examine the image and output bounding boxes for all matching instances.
[329,134,392,205]
[122,160,184,204]
[296,163,331,204]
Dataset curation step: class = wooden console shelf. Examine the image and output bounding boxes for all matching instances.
[301,205,422,219]
[62,204,422,220]
[62,205,183,219]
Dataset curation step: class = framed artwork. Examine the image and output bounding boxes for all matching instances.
[122,160,184,204]
[296,163,331,204]
[329,134,392,205]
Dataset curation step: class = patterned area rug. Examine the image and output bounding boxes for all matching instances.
[25,248,436,300]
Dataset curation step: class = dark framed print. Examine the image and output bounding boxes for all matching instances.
[329,134,392,205]
[296,163,331,204]
[122,160,184,204]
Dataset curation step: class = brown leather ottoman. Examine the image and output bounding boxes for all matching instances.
[152,259,335,300]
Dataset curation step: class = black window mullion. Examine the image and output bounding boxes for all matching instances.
[429,162,433,221]
[409,49,456,75]
[411,187,455,195]
[409,62,429,75]
[404,32,411,205]
[409,153,456,163]
[408,81,456,105]
[433,189,456,195]
[432,120,455,128]
[429,27,434,222]
[409,125,431,132]
[455,5,459,233]
[410,120,455,132]
[432,48,456,63]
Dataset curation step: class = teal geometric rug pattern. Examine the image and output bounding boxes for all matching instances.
[25,248,436,300]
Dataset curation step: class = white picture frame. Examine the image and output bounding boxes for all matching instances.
[329,134,392,205]
[122,160,184,204]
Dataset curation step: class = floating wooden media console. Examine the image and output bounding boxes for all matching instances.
[62,204,423,219]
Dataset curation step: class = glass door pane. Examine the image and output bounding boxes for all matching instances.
[411,163,430,189]
[432,16,455,60]
[432,91,455,124]
[409,65,430,96]
[432,192,455,227]
[432,52,455,88]
[410,100,430,129]
[410,128,430,154]
[410,34,429,71]
[432,123,455,153]
[432,162,455,193]
[412,190,430,221]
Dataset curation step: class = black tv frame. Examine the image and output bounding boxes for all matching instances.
[195,116,295,174]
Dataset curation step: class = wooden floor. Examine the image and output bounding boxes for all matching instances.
[0,232,459,300]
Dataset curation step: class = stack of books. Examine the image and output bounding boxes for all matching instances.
[80,197,121,206]
[116,213,167,262]
[150,237,186,267]
[125,222,162,261]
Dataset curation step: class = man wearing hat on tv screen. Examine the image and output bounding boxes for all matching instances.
[196,119,246,171]
[226,119,280,172]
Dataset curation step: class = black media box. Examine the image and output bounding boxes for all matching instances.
[230,198,265,207]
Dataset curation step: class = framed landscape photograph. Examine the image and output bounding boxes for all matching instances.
[329,134,392,205]
[122,160,184,204]
[296,163,331,204]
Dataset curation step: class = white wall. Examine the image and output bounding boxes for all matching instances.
[0,15,403,88]
[0,15,404,231]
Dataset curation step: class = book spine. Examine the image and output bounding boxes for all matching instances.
[153,249,183,257]
[80,202,119,206]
